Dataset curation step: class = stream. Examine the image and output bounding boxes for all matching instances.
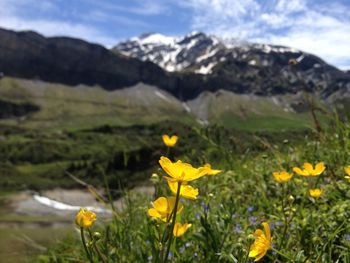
[0,187,153,262]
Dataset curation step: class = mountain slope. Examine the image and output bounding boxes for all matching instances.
[114,32,350,98]
[0,28,176,92]
[1,27,349,102]
[0,77,192,129]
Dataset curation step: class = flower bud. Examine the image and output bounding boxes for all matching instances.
[93,232,102,241]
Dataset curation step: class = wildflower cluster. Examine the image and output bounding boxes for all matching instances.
[147,135,221,261]
[64,126,350,263]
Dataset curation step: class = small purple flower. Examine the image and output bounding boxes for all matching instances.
[148,255,153,261]
[234,223,243,233]
[249,216,258,225]
[195,213,201,220]
[345,234,350,241]
[276,221,283,227]
[231,213,237,219]
[270,221,282,230]
[247,206,254,213]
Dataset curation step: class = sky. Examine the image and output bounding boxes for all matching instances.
[0,0,349,69]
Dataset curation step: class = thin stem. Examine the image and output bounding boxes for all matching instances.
[272,247,294,261]
[243,240,253,263]
[278,184,288,250]
[80,227,93,263]
[159,209,176,261]
[88,229,107,263]
[164,181,182,263]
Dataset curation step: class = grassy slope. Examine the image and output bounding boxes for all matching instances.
[187,90,330,132]
[0,77,194,130]
[0,76,330,191]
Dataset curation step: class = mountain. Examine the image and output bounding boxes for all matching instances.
[0,27,349,102]
[114,32,350,98]
[0,27,175,92]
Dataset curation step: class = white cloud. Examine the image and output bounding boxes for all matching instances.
[180,0,350,69]
[0,0,118,46]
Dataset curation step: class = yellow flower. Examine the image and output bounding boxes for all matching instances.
[293,162,325,177]
[75,208,96,229]
[345,166,350,176]
[173,223,192,237]
[273,171,293,182]
[344,176,350,183]
[249,222,272,262]
[162,135,178,147]
[148,196,183,222]
[204,163,222,176]
[159,156,208,183]
[309,188,323,198]
[167,180,199,200]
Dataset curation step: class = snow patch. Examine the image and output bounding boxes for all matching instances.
[196,48,219,63]
[139,33,176,45]
[248,60,256,66]
[182,102,191,112]
[33,195,111,213]
[195,62,217,74]
[154,91,171,103]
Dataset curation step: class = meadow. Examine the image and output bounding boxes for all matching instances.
[1,77,349,262]
[34,115,350,263]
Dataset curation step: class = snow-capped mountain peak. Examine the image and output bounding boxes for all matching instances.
[113,32,317,76]
[133,32,177,45]
[114,32,226,73]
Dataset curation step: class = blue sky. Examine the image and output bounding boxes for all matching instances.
[0,0,349,69]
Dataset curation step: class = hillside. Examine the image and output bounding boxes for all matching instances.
[0,76,332,132]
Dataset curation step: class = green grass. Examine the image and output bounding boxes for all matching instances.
[217,113,313,131]
[33,119,350,263]
[0,77,195,130]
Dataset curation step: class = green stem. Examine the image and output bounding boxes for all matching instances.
[272,247,294,261]
[243,241,253,263]
[278,184,288,250]
[80,227,93,263]
[88,229,107,263]
[164,181,182,263]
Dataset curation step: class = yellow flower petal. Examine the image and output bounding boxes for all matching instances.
[262,222,271,241]
[148,196,183,222]
[309,188,323,198]
[293,167,309,176]
[303,162,314,174]
[159,156,208,182]
[162,135,178,147]
[273,171,293,182]
[75,208,96,229]
[203,164,222,176]
[344,166,350,176]
[313,162,325,176]
[167,180,199,200]
[173,223,192,237]
[249,222,272,262]
[153,197,168,213]
[293,162,325,177]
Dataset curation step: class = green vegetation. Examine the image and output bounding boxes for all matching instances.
[34,118,350,262]
[1,76,348,262]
